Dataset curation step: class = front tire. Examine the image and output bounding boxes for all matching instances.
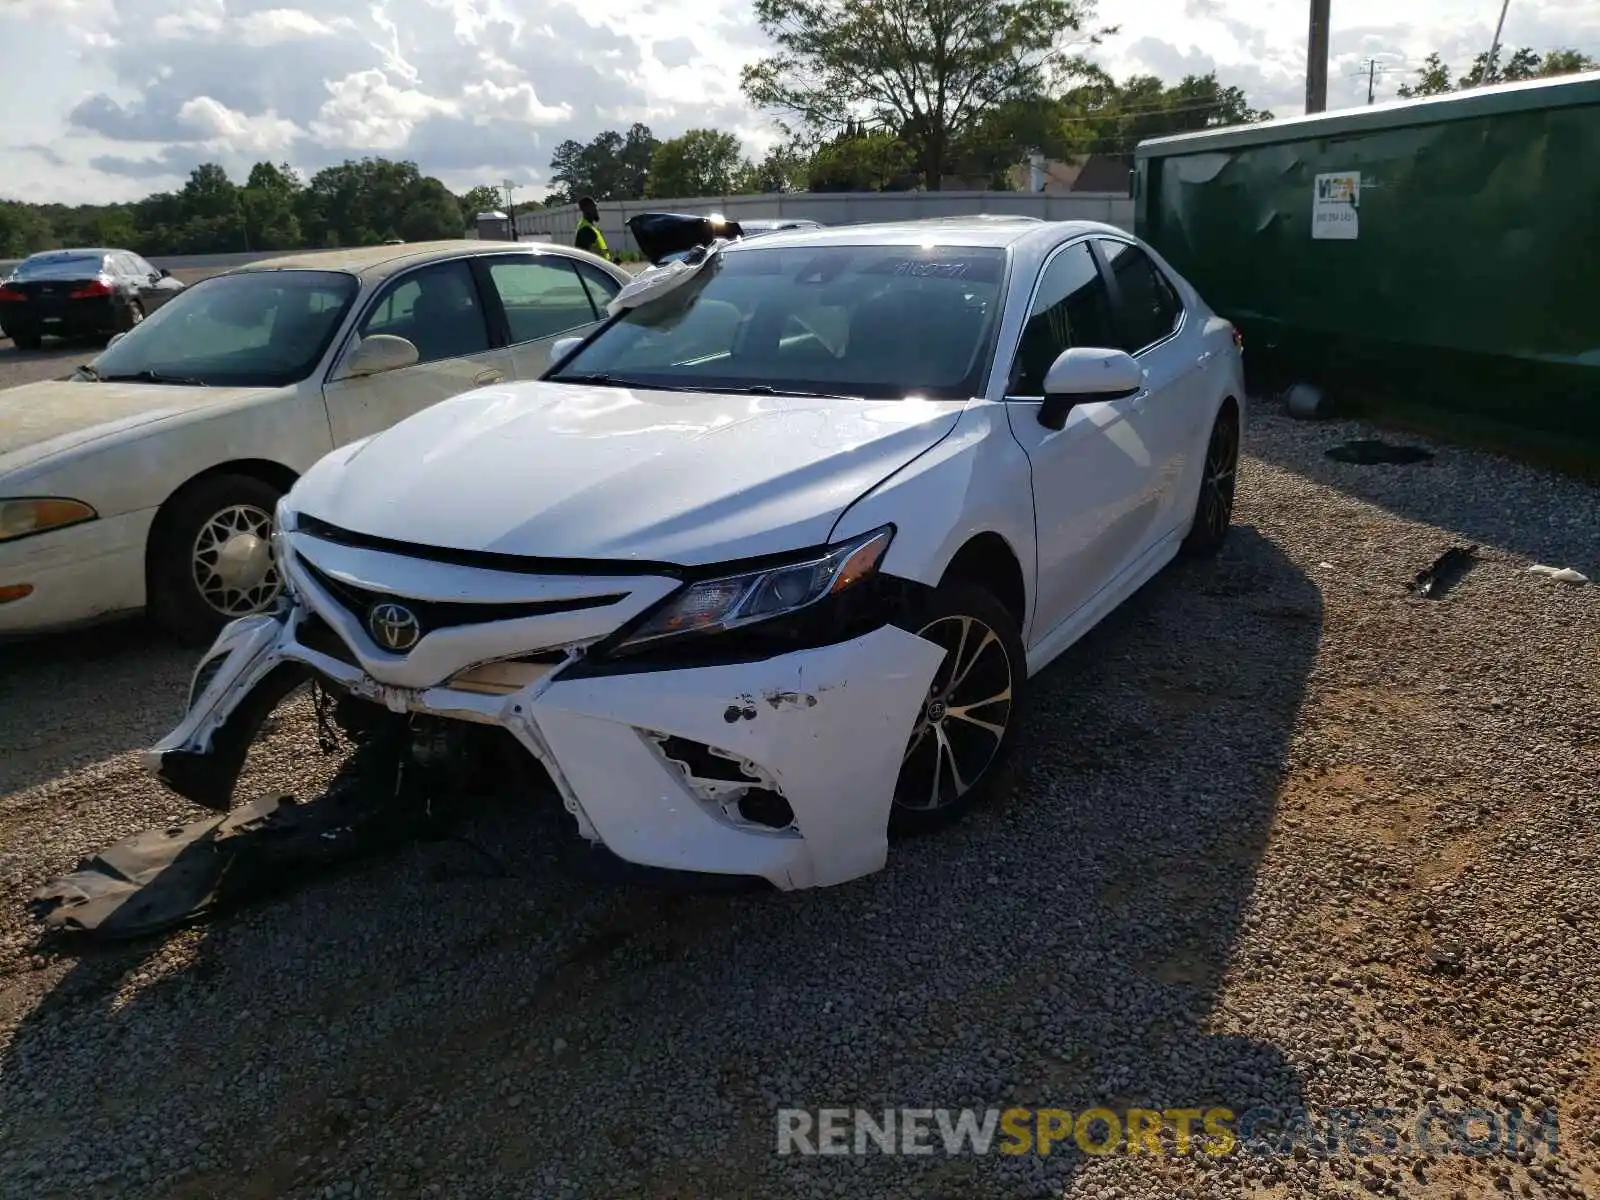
[148,473,287,645]
[11,330,42,351]
[1182,402,1240,557]
[890,581,1026,837]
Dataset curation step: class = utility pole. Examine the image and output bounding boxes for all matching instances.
[1486,0,1512,82]
[1352,58,1399,104]
[1305,0,1331,113]
[502,179,517,240]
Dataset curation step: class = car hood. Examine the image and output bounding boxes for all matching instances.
[0,380,263,476]
[626,212,746,265]
[291,381,966,565]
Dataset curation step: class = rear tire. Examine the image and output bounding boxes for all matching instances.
[889,580,1026,837]
[1182,402,1240,558]
[11,331,42,351]
[148,473,287,645]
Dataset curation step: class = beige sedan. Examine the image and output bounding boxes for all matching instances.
[0,239,628,642]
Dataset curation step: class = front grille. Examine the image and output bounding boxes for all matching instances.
[297,559,626,643]
[296,610,358,666]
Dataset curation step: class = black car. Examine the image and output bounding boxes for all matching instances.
[0,248,186,350]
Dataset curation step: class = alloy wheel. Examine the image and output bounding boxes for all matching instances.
[895,613,1015,812]
[190,503,282,617]
[1201,410,1239,543]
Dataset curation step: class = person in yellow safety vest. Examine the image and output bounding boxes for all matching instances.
[574,196,616,262]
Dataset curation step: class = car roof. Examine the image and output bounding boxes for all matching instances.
[24,247,115,258]
[228,239,611,281]
[721,216,1128,254]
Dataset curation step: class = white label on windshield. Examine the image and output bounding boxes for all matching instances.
[892,261,970,278]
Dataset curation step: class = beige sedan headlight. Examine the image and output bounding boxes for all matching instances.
[0,498,98,542]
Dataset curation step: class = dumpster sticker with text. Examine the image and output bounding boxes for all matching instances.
[1312,172,1360,240]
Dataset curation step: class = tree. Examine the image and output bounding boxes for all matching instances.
[618,123,659,199]
[733,143,811,193]
[239,160,303,250]
[1061,71,1272,157]
[547,124,660,204]
[0,202,54,258]
[398,178,466,241]
[1401,46,1596,97]
[646,128,746,198]
[741,0,1102,190]
[1397,52,1453,98]
[457,185,506,224]
[0,155,467,257]
[806,127,917,190]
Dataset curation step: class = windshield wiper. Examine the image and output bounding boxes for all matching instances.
[550,372,697,392]
[98,369,210,387]
[75,363,100,381]
[701,384,862,401]
[550,372,638,388]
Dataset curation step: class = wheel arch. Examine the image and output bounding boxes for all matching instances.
[938,530,1028,637]
[144,458,300,580]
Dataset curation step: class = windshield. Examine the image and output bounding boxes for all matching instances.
[12,253,107,280]
[90,269,359,388]
[551,243,1006,400]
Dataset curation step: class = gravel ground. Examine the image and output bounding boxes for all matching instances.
[0,268,220,389]
[0,405,1596,1200]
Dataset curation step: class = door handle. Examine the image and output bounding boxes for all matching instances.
[473,368,504,385]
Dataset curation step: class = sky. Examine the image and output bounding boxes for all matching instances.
[1,0,1597,206]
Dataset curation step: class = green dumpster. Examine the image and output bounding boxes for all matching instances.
[1133,72,1600,459]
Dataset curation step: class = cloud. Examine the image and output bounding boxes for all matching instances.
[177,96,300,155]
[3,0,1599,204]
[652,37,698,70]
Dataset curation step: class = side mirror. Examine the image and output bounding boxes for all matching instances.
[344,333,420,378]
[1037,347,1144,430]
[550,336,583,366]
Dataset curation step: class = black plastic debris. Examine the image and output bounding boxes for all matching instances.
[30,772,429,941]
[1410,545,1479,600]
[1325,439,1435,465]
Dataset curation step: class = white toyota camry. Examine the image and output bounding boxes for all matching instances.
[146,217,1245,889]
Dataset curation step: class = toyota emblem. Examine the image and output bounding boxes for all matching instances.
[367,602,422,652]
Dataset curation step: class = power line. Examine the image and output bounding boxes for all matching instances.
[1349,58,1407,103]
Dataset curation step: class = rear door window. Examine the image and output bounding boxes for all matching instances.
[1097,240,1182,353]
[485,257,600,344]
[571,260,622,311]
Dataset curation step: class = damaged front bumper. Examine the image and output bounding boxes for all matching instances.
[145,600,945,890]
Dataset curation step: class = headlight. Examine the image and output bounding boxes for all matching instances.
[0,498,97,542]
[616,525,893,650]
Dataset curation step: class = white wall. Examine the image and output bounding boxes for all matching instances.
[514,191,1135,255]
